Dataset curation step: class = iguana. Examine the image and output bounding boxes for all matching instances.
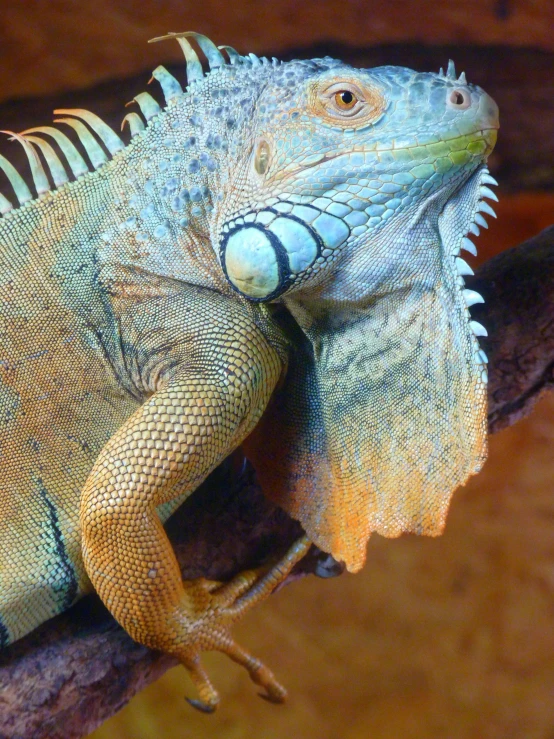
[0,32,499,711]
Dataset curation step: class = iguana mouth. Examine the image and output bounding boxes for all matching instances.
[276,128,498,181]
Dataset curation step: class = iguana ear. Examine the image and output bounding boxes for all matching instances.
[219,207,350,301]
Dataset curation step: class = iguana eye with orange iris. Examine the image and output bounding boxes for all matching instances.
[334,90,357,110]
[309,78,386,127]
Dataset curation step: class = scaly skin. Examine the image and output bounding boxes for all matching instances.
[0,34,498,709]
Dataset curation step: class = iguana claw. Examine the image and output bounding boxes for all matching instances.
[186,697,217,714]
[178,535,311,710]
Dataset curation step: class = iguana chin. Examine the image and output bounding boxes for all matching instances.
[0,32,498,710]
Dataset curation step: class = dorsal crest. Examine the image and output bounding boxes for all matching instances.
[0,32,274,215]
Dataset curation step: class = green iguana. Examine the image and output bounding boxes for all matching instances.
[0,32,499,711]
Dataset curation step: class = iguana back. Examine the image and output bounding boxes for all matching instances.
[0,170,131,641]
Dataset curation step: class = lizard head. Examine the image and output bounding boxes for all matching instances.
[217,57,498,304]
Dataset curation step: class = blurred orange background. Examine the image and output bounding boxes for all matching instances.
[1,2,553,737]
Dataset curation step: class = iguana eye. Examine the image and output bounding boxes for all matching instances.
[309,78,386,128]
[319,82,368,120]
[326,84,365,117]
[334,90,357,110]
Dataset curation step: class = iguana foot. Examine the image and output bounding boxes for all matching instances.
[174,535,311,711]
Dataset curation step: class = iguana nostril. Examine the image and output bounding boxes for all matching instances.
[448,89,471,109]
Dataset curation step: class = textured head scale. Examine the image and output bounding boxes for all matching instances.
[211,55,498,306]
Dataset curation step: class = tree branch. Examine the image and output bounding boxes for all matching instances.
[473,225,554,432]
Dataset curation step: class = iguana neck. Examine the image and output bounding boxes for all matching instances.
[91,100,236,298]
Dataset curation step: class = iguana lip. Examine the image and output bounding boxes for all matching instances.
[480,128,497,154]
[396,127,498,156]
[277,127,498,181]
[463,127,497,156]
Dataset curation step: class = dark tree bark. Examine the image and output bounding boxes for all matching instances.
[1,226,552,739]
[473,226,554,432]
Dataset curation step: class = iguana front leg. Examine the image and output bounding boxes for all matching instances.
[79,327,309,711]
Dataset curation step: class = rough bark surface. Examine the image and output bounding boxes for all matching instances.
[1,225,552,739]
[474,226,554,432]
